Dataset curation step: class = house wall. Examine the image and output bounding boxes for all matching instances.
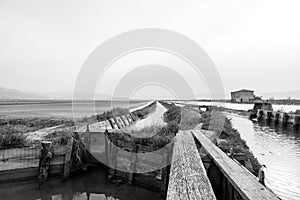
[231,91,254,103]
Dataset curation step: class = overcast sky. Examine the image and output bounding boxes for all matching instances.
[0,0,299,99]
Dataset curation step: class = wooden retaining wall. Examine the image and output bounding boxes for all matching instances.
[0,140,73,182]
[77,127,173,196]
[192,130,279,200]
[77,113,137,133]
[106,138,172,193]
[257,109,300,128]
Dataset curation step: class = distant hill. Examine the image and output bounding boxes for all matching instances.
[0,86,46,99]
[258,90,300,99]
[0,86,114,100]
[45,91,114,100]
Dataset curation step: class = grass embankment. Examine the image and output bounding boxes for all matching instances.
[0,104,137,149]
[0,117,74,149]
[107,102,176,151]
[108,102,202,151]
[132,101,157,119]
[200,110,261,175]
[161,101,202,130]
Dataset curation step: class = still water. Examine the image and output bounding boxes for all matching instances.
[181,101,300,113]
[0,100,148,118]
[0,167,163,200]
[227,113,300,200]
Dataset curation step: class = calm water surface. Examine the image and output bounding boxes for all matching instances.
[0,167,162,200]
[0,100,148,118]
[227,113,300,200]
[181,101,300,113]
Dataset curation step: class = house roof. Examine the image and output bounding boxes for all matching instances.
[231,89,254,94]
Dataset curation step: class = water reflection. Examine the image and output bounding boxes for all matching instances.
[0,167,163,200]
[227,113,300,200]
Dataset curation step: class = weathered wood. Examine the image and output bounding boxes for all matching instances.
[160,146,171,197]
[63,138,73,178]
[126,114,134,124]
[121,115,130,126]
[38,141,52,185]
[104,120,113,129]
[108,118,119,129]
[108,140,118,177]
[0,147,40,160]
[192,130,279,200]
[128,144,137,185]
[167,131,216,200]
[130,113,137,121]
[115,116,125,128]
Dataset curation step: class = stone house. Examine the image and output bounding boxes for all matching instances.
[231,89,254,103]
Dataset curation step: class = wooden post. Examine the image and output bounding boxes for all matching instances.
[274,112,279,125]
[104,131,109,165]
[128,143,138,185]
[257,110,263,120]
[267,111,272,123]
[109,139,118,178]
[293,116,299,129]
[258,165,266,186]
[160,146,170,197]
[86,125,91,152]
[282,113,289,126]
[63,138,73,178]
[38,141,52,186]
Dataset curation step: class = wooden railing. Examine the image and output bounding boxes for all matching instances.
[192,130,279,200]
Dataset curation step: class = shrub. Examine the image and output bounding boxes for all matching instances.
[0,125,28,148]
[96,108,130,121]
[163,103,181,124]
[44,129,73,145]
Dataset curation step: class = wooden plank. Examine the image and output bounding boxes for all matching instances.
[120,115,130,126]
[108,118,119,129]
[128,144,137,185]
[192,130,279,200]
[0,158,39,171]
[0,147,40,160]
[126,114,134,124]
[104,120,113,129]
[52,145,67,156]
[115,117,125,128]
[167,131,216,200]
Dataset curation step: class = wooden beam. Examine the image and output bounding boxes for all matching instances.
[167,131,216,200]
[192,130,279,200]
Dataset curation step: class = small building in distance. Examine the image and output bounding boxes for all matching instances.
[231,89,254,103]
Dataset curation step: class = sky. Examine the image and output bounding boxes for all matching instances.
[0,0,299,99]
